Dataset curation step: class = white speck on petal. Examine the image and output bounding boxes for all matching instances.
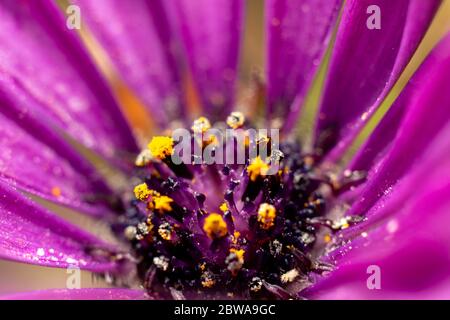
[387,219,399,234]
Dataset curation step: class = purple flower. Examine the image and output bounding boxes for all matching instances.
[0,0,449,300]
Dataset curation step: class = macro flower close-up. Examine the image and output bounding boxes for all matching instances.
[1,0,450,301]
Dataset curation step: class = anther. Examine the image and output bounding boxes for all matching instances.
[133,183,152,201]
[124,225,137,240]
[149,136,193,180]
[191,116,211,133]
[280,269,299,283]
[201,271,216,288]
[257,203,276,230]
[247,156,270,182]
[226,111,245,129]
[203,213,228,239]
[219,202,229,213]
[149,194,173,213]
[249,277,263,292]
[226,248,245,275]
[135,221,152,240]
[158,222,173,241]
[153,256,169,271]
[148,136,174,160]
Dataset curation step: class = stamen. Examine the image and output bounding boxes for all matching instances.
[135,221,153,241]
[149,194,173,213]
[201,271,216,288]
[249,277,263,292]
[153,256,169,271]
[257,203,276,230]
[124,225,137,240]
[203,213,228,239]
[247,156,270,181]
[148,136,174,160]
[229,248,245,261]
[281,269,299,283]
[201,272,216,288]
[226,248,245,275]
[226,111,245,129]
[158,222,173,241]
[135,149,153,167]
[219,202,229,213]
[118,113,367,299]
[231,231,241,244]
[191,116,211,133]
[133,183,152,201]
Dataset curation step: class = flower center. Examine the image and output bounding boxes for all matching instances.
[114,113,365,299]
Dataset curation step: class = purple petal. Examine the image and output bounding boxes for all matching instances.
[0,181,118,272]
[171,0,244,119]
[266,0,341,131]
[0,0,137,163]
[305,127,450,299]
[349,33,450,172]
[72,0,184,127]
[313,0,441,158]
[0,114,109,217]
[347,33,450,217]
[1,288,146,300]
[0,79,113,217]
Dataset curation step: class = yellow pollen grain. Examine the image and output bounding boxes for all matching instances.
[51,186,62,197]
[203,134,218,147]
[226,111,245,129]
[257,203,276,230]
[247,156,270,181]
[229,248,245,263]
[219,202,229,213]
[148,136,174,160]
[201,278,216,288]
[158,227,172,241]
[149,195,173,213]
[244,134,250,147]
[341,222,350,229]
[324,234,332,243]
[203,213,228,239]
[133,183,152,201]
[191,116,211,133]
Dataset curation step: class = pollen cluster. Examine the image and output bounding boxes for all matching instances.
[203,213,228,239]
[148,136,174,160]
[115,113,365,300]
